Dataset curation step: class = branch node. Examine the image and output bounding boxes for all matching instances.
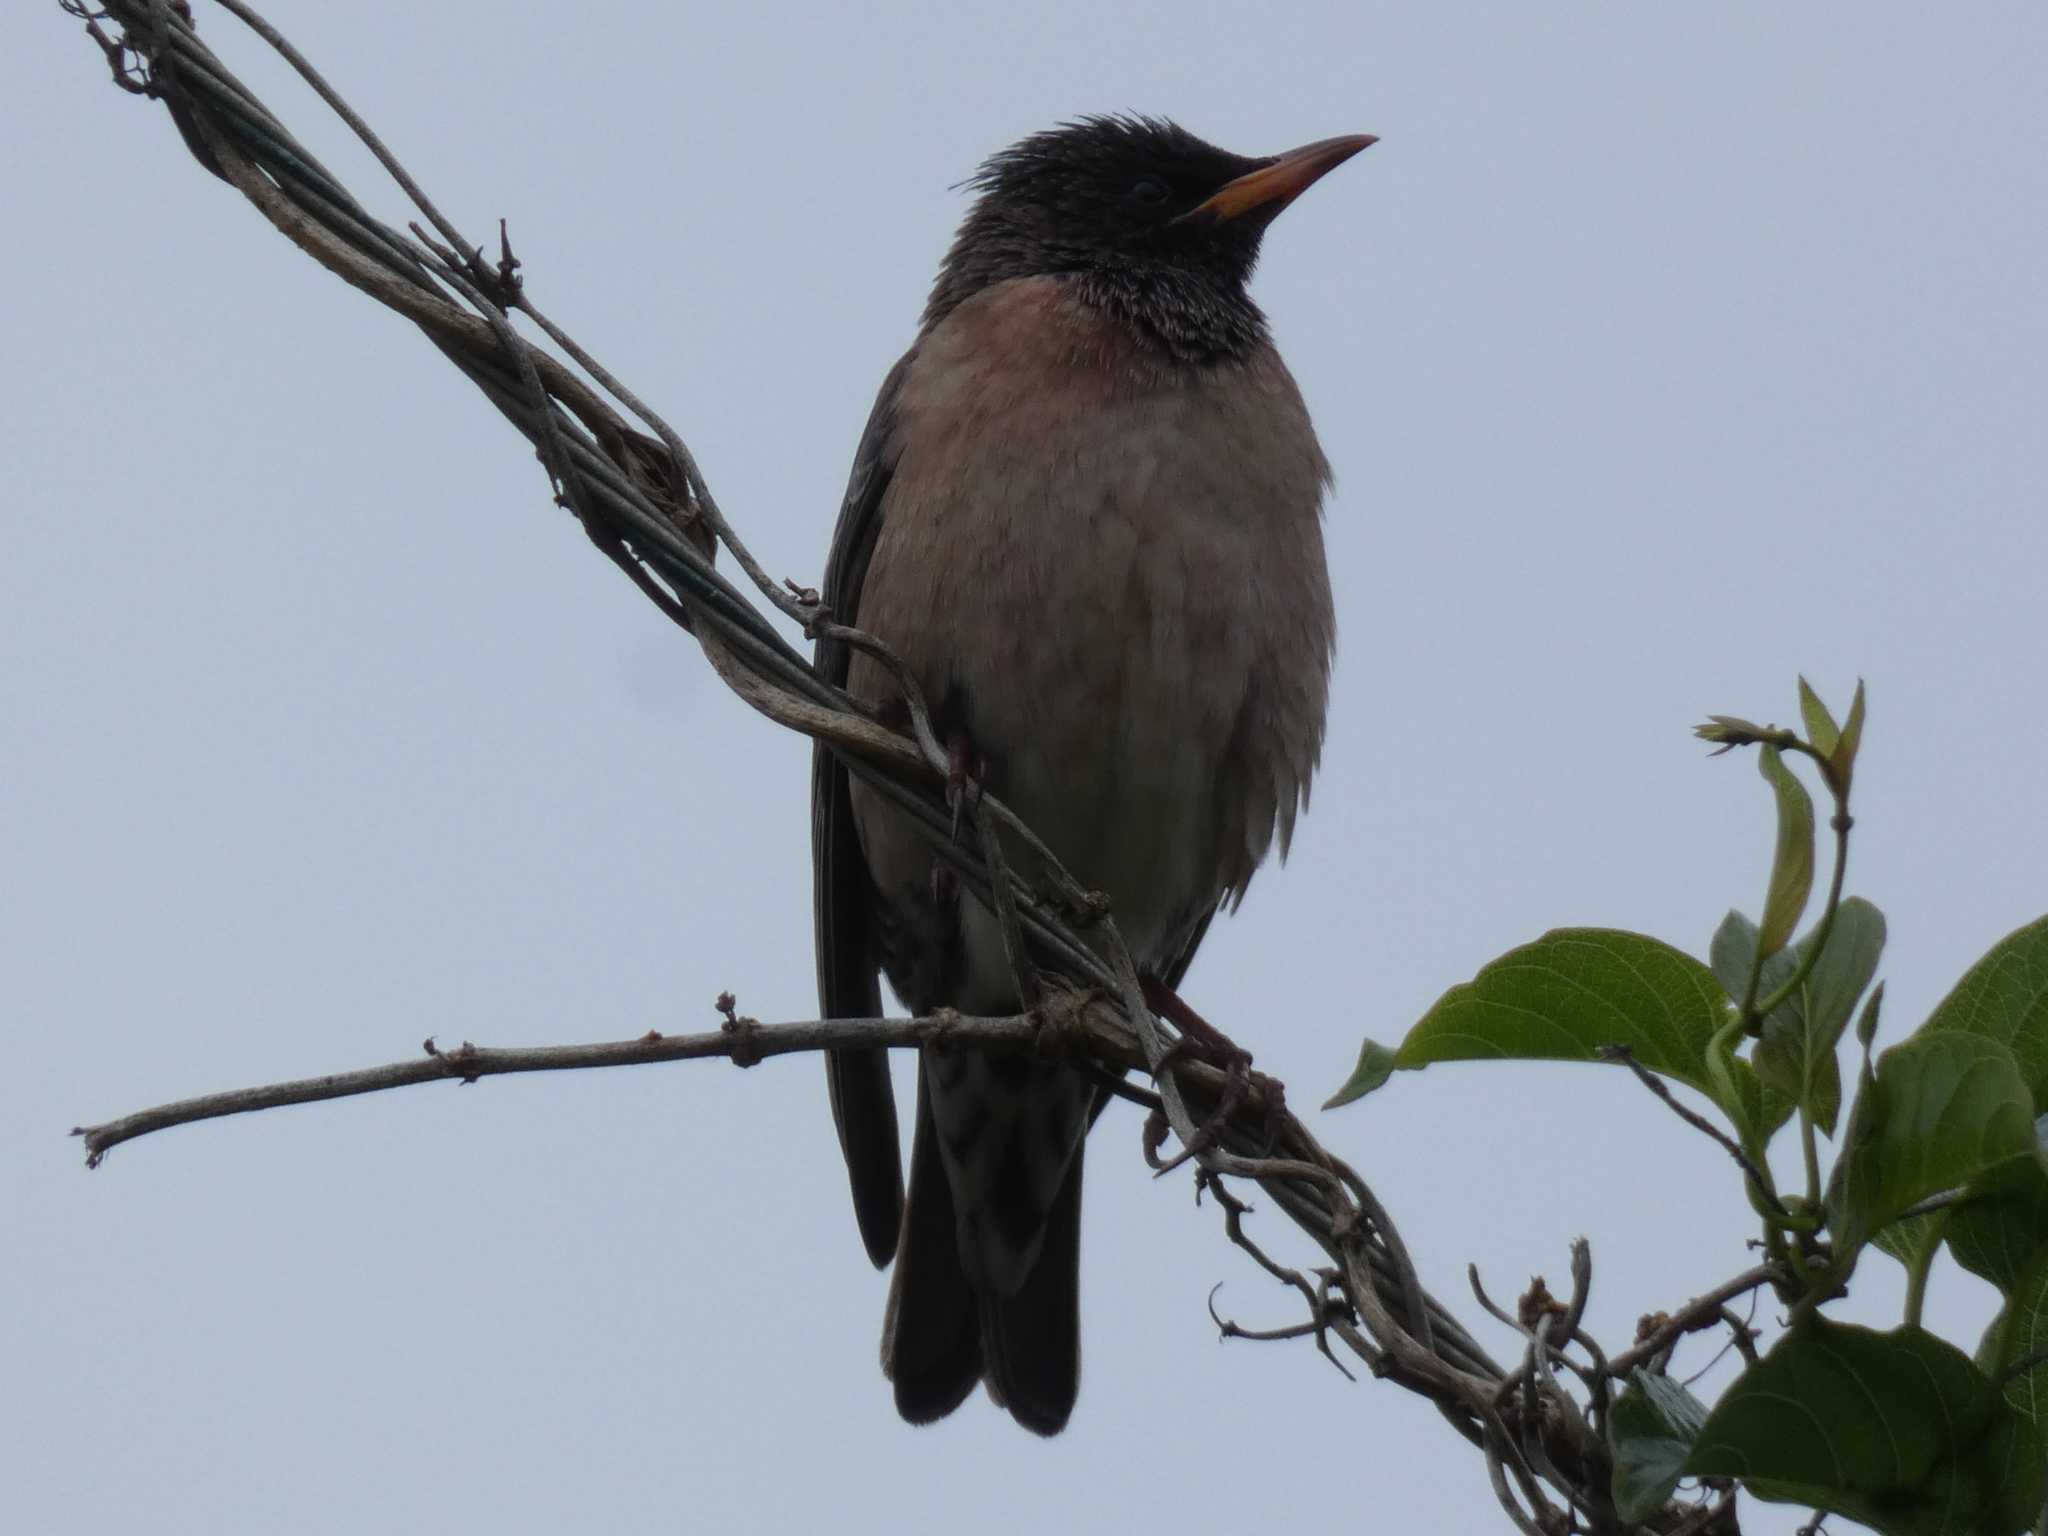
[716,992,762,1067]
[1517,1276,1564,1332]
[426,1039,482,1083]
[482,217,524,305]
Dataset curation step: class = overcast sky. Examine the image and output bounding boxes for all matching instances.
[9,3,2046,1532]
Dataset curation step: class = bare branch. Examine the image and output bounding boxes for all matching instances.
[72,1006,1141,1167]
[1200,1172,1359,1380]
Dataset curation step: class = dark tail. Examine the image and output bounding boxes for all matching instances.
[883,1061,1084,1435]
[981,1136,1082,1435]
[883,1065,981,1423]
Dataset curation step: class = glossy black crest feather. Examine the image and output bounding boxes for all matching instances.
[963,113,1214,194]
[925,115,1274,363]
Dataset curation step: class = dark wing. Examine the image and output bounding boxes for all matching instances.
[813,348,917,1269]
[1158,906,1218,993]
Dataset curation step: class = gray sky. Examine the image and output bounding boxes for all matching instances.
[9,3,2046,1531]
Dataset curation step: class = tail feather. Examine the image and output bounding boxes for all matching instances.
[882,1063,980,1424]
[979,1136,1084,1436]
[826,1045,905,1268]
[883,1057,1089,1434]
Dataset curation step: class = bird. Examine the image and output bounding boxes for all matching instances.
[811,114,1370,1435]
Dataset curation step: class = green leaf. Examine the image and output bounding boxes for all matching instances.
[1827,1032,2035,1265]
[1686,1318,2045,1536]
[1922,915,2048,1104]
[1771,899,1886,1137]
[1792,899,1887,1057]
[1363,928,1782,1134]
[1948,1123,2048,1295]
[1697,714,1768,751]
[1982,1245,2048,1414]
[1974,1408,2048,1536]
[1708,908,1795,1015]
[1322,1037,1397,1109]
[1976,1286,2048,1536]
[1872,1209,1947,1276]
[1756,745,1816,960]
[1833,679,1868,791]
[1858,980,1888,1053]
[1799,675,1841,755]
[1711,908,1813,1133]
[1610,1370,1710,1521]
[1859,1044,1944,1277]
[1993,1415,2048,1536]
[1752,1031,1838,1136]
[1716,901,1886,1138]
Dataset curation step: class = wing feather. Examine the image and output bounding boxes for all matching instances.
[813,350,918,1268]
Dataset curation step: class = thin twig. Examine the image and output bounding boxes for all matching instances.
[1599,1045,1792,1221]
[1604,1265,1779,1381]
[72,1008,1135,1167]
[1893,1185,1968,1223]
[1201,1171,1356,1380]
[1998,1346,2048,1389]
[1669,1489,1739,1536]
[1483,1428,1549,1536]
[1205,1291,1326,1346]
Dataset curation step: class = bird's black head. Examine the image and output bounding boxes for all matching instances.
[924,115,1374,363]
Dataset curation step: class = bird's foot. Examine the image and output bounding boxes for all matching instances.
[1141,976,1285,1162]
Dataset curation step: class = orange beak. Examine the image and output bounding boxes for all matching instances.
[1180,133,1378,223]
